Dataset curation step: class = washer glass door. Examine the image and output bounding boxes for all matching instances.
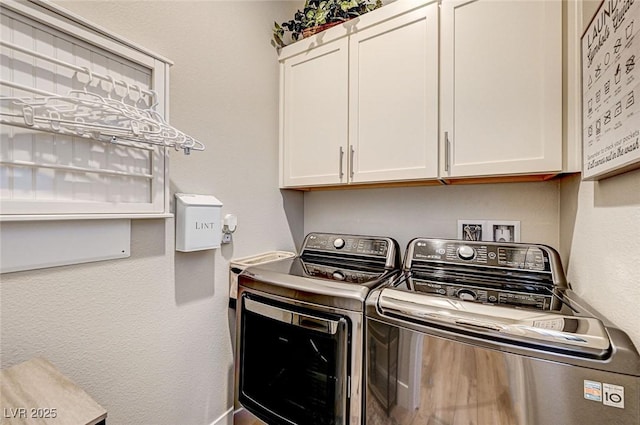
[239,294,350,425]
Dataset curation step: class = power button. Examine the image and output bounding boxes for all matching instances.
[333,238,345,249]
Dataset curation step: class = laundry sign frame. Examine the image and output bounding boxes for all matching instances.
[581,0,639,180]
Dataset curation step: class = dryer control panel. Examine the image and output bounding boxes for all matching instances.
[303,233,390,257]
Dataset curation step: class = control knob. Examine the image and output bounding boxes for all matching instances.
[457,245,475,260]
[457,289,477,301]
[333,238,345,249]
[332,271,345,281]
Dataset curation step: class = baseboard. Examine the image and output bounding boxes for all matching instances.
[211,407,233,425]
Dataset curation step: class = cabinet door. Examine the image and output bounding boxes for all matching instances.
[281,38,348,187]
[349,3,439,183]
[441,0,562,178]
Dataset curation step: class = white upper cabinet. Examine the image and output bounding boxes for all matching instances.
[279,0,439,188]
[349,3,439,183]
[281,38,349,187]
[440,0,563,178]
[279,0,565,189]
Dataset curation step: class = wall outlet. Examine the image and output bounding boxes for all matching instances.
[457,219,521,242]
[486,220,521,242]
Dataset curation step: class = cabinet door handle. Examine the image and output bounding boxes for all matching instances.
[339,146,345,179]
[350,146,355,179]
[444,131,451,173]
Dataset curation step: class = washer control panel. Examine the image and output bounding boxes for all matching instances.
[409,239,552,273]
[302,262,381,284]
[303,233,390,257]
[404,238,567,310]
[412,279,553,310]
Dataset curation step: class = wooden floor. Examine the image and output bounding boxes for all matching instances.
[367,333,523,425]
[233,409,266,425]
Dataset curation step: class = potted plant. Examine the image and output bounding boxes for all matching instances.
[273,0,382,48]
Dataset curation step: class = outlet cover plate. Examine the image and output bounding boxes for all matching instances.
[457,220,487,241]
[457,220,521,242]
[486,220,521,242]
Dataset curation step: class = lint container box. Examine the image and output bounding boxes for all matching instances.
[175,193,223,252]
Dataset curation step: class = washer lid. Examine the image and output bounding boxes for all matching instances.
[239,257,399,312]
[375,287,612,359]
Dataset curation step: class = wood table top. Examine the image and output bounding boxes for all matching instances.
[1,357,107,425]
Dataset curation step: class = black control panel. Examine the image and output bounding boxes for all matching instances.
[400,238,567,310]
[302,262,382,284]
[410,239,552,273]
[411,278,553,310]
[303,233,390,257]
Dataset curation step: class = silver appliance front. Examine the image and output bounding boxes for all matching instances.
[364,237,640,425]
[237,286,365,425]
[238,289,352,425]
[234,232,401,425]
[365,295,640,425]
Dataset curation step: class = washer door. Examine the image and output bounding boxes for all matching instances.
[238,294,350,425]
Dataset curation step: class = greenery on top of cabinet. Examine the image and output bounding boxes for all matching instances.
[272,0,381,48]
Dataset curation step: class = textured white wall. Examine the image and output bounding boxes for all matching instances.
[304,181,561,252]
[0,2,302,425]
[561,170,640,350]
[557,0,640,351]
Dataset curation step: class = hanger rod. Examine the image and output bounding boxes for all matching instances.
[1,79,57,97]
[0,159,154,180]
[0,40,155,99]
